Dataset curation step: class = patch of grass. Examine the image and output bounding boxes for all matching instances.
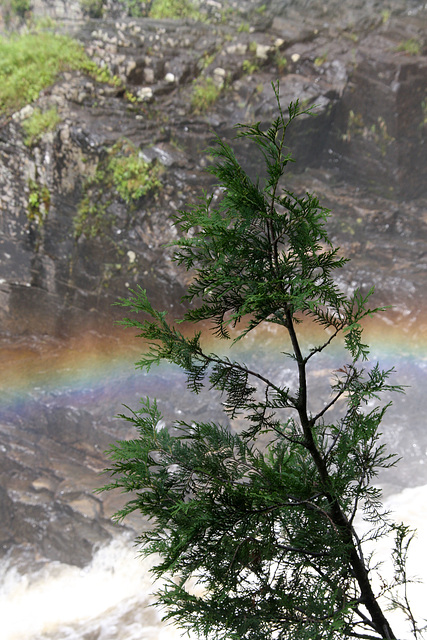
[120,0,206,19]
[237,22,250,33]
[248,40,258,54]
[343,32,359,43]
[314,52,328,66]
[395,38,422,56]
[124,90,140,104]
[33,16,58,29]
[10,0,30,16]
[381,9,391,23]
[242,58,259,75]
[122,0,145,17]
[0,0,31,24]
[149,0,200,19]
[255,3,267,13]
[74,195,111,240]
[200,50,216,70]
[80,0,104,18]
[27,178,50,226]
[22,106,61,146]
[75,139,163,239]
[26,176,51,251]
[0,30,120,116]
[191,77,221,113]
[275,52,287,72]
[109,140,163,204]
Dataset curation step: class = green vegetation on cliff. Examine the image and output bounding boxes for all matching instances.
[118,0,201,19]
[0,30,119,116]
[22,106,61,146]
[395,38,422,56]
[79,0,104,18]
[75,139,163,239]
[0,0,31,20]
[191,77,222,113]
[108,140,163,204]
[27,177,50,226]
[149,0,200,19]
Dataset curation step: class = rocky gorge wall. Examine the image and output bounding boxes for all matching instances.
[0,0,427,577]
[0,0,426,338]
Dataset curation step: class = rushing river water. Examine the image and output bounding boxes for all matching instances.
[0,312,426,639]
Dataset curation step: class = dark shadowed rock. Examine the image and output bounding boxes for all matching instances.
[327,17,427,198]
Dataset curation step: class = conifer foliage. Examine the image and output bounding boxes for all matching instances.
[99,84,422,639]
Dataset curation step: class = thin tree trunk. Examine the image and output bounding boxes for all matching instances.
[286,310,396,639]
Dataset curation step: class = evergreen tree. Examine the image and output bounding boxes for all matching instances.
[99,84,423,639]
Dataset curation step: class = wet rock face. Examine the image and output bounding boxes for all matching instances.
[0,397,116,566]
[0,350,227,568]
[0,0,426,341]
[0,0,426,573]
[327,26,427,198]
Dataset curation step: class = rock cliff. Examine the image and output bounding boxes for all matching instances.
[0,0,427,569]
[0,0,426,338]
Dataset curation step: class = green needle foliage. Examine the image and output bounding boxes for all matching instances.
[99,83,423,639]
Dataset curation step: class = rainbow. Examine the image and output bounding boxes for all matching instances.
[1,308,425,414]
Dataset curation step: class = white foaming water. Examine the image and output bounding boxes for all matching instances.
[373,484,427,639]
[0,488,426,640]
[0,531,194,640]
